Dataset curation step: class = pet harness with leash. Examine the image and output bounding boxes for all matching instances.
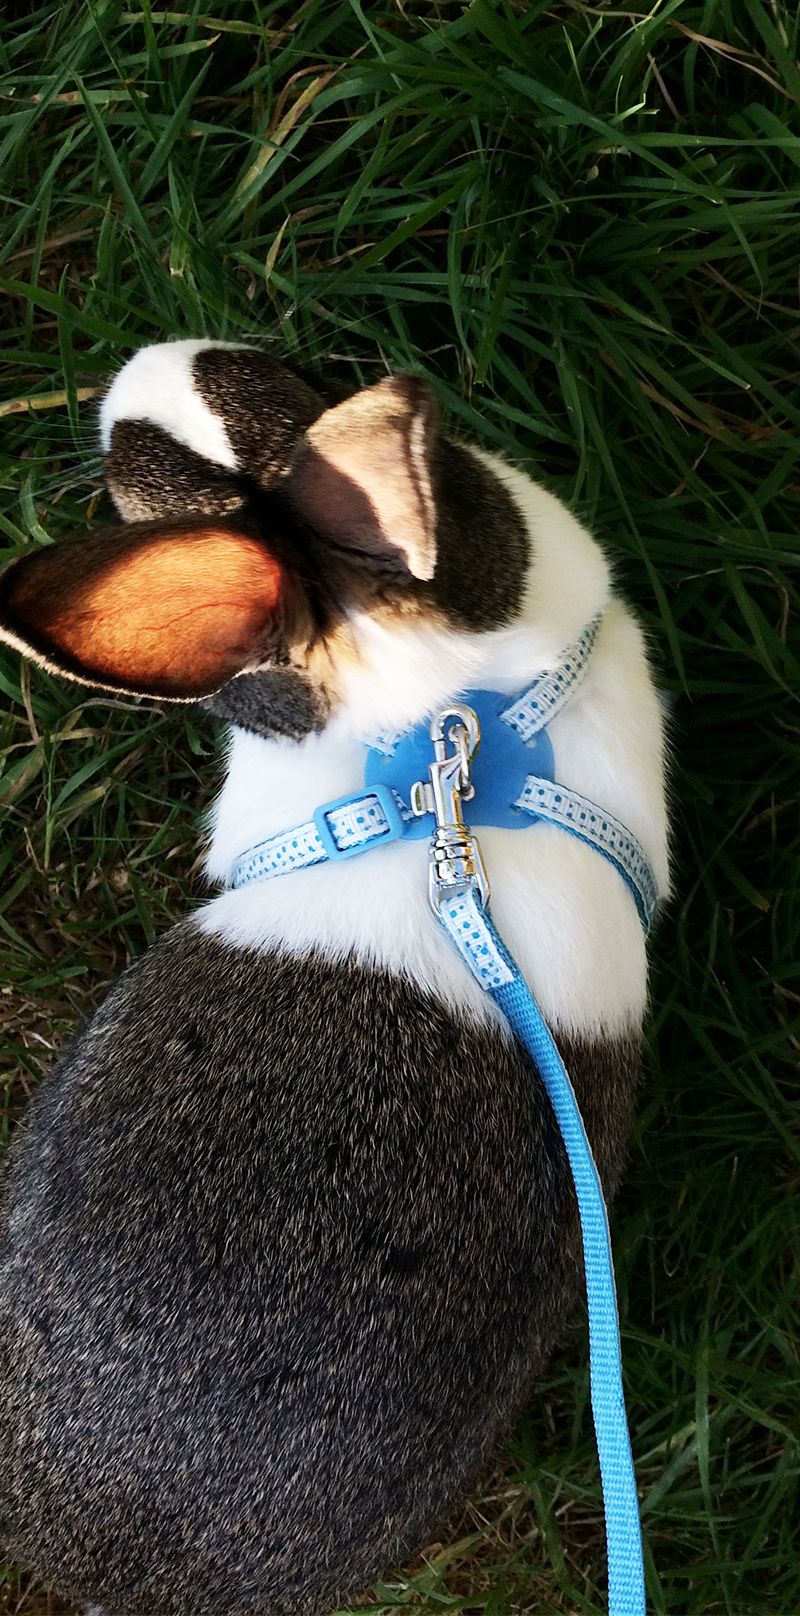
[230,615,656,1616]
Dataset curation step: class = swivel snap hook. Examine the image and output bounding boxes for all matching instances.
[410,702,490,913]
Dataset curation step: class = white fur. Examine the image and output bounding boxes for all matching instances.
[99,339,250,468]
[199,449,669,1041]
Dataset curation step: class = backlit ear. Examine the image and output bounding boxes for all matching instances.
[0,519,287,700]
[288,375,439,581]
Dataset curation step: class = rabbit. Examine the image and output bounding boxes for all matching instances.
[0,340,670,1616]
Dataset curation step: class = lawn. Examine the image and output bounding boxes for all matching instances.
[0,2,798,1613]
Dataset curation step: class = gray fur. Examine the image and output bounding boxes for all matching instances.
[202,668,329,742]
[104,418,248,522]
[0,345,643,1616]
[193,347,324,488]
[0,924,639,1616]
[104,350,327,522]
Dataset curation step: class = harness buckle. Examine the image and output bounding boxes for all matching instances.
[412,704,490,914]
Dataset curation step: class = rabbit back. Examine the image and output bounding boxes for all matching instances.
[0,920,638,1616]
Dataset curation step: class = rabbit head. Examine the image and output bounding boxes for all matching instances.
[0,342,541,742]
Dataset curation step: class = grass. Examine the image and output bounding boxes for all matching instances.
[0,0,799,1611]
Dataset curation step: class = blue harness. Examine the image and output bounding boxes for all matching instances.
[229,616,654,1616]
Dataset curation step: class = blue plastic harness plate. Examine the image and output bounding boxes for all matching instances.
[364,689,555,839]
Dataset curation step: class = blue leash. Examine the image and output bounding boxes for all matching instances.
[493,962,645,1614]
[427,709,647,1616]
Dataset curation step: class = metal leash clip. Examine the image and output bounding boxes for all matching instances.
[409,703,490,914]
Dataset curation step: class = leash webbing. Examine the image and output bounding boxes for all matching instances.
[494,967,646,1614]
[435,886,646,1614]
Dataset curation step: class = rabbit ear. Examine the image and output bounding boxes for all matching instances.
[288,375,439,581]
[0,519,286,700]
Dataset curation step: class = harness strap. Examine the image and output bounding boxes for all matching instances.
[500,614,601,742]
[231,772,657,935]
[232,619,632,895]
[368,614,601,757]
[232,784,410,886]
[515,777,658,932]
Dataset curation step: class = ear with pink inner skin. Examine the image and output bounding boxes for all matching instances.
[288,375,439,581]
[0,518,287,700]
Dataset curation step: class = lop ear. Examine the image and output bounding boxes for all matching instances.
[0,519,286,700]
[288,375,439,581]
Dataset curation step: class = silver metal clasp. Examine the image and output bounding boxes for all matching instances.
[410,703,490,913]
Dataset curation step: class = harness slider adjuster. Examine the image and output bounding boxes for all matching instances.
[311,784,407,861]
